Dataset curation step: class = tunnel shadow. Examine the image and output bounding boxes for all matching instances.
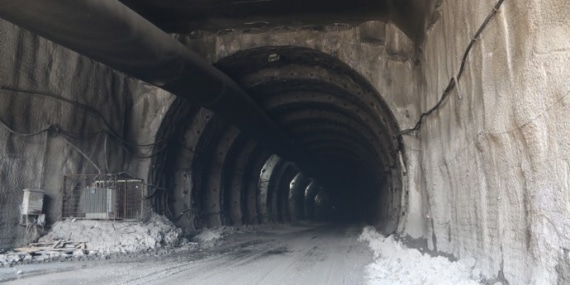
[148,46,405,236]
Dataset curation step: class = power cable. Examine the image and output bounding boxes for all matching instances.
[0,85,169,148]
[400,0,506,135]
[0,116,51,137]
[60,135,102,174]
[0,118,105,173]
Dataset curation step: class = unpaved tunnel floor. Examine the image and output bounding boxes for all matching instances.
[1,224,373,285]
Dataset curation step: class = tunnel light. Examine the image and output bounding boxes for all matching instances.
[267,53,280,62]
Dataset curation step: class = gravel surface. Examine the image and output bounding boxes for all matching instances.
[1,224,493,284]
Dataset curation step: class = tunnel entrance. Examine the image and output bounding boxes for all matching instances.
[149,46,404,234]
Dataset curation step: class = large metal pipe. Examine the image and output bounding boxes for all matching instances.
[0,0,304,162]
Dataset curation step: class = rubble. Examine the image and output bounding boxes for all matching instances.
[0,213,182,267]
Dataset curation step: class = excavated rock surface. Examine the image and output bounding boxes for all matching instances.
[418,1,570,284]
[0,19,174,250]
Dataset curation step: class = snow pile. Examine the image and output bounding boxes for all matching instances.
[39,213,182,255]
[191,226,237,247]
[358,226,481,285]
[193,228,225,243]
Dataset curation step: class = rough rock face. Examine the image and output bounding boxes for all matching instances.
[418,1,570,284]
[0,20,174,249]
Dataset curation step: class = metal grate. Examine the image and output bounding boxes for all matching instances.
[62,174,146,221]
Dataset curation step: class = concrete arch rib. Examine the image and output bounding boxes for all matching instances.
[304,181,320,221]
[273,163,298,223]
[221,135,252,226]
[190,116,228,228]
[258,154,281,224]
[289,173,310,222]
[243,148,272,224]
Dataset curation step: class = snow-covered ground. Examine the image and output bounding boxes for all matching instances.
[358,226,483,285]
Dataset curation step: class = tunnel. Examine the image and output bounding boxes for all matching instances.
[0,0,419,251]
[0,0,415,239]
[2,0,569,284]
[149,46,404,233]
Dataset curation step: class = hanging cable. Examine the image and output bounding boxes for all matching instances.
[0,117,104,173]
[0,85,119,136]
[60,135,102,174]
[400,0,506,135]
[0,116,51,137]
[0,85,170,148]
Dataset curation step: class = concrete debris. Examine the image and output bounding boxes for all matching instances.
[39,213,182,254]
[0,213,183,267]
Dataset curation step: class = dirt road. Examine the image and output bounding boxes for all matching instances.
[0,224,373,285]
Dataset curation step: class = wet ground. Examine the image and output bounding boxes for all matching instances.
[0,224,373,285]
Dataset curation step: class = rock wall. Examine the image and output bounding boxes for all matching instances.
[417,0,570,283]
[0,20,174,249]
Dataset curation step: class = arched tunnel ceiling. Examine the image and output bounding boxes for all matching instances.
[215,46,400,177]
[119,0,435,43]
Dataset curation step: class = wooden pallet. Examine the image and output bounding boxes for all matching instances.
[14,240,87,255]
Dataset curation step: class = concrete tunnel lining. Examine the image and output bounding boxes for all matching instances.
[150,46,405,233]
[289,173,310,222]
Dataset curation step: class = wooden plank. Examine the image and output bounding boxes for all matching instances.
[13,247,40,253]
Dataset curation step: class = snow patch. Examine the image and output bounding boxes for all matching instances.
[193,228,225,243]
[358,226,482,285]
[191,226,239,247]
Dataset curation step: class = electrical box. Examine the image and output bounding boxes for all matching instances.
[63,174,145,221]
[80,187,115,219]
[21,189,44,215]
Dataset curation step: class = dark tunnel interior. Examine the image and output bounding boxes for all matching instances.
[149,46,404,233]
[0,0,419,241]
